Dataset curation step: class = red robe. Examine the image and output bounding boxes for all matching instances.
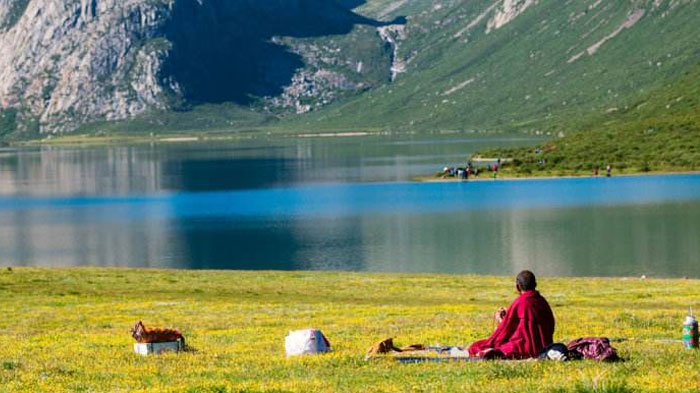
[468,290,555,359]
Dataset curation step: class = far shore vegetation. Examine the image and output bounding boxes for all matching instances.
[473,113,699,178]
[2,268,700,392]
[420,117,700,181]
[433,63,700,180]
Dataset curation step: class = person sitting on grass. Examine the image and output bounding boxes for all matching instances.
[468,270,555,359]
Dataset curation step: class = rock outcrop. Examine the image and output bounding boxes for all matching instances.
[0,0,176,133]
[0,0,398,134]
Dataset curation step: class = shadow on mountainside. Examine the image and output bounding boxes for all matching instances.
[162,0,405,106]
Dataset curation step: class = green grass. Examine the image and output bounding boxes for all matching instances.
[2,268,700,392]
[0,108,18,138]
[70,104,276,136]
[475,61,700,177]
[292,0,700,135]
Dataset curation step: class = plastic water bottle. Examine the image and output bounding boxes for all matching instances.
[682,307,699,350]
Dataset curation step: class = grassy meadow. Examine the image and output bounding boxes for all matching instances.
[1,268,700,392]
[473,60,700,178]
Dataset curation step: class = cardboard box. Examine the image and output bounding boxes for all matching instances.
[134,341,182,355]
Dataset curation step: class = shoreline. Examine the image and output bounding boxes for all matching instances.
[2,266,695,280]
[4,129,522,147]
[4,129,392,147]
[413,169,700,183]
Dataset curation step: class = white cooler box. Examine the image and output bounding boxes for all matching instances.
[134,341,182,355]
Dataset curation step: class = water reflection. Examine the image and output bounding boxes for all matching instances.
[0,203,181,268]
[1,139,699,278]
[2,197,699,277]
[0,136,535,196]
[353,201,700,277]
[0,146,163,196]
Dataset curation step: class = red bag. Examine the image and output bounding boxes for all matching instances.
[567,337,620,362]
[131,321,185,347]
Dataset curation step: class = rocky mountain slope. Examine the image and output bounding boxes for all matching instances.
[1,0,174,135]
[0,0,401,136]
[1,0,699,139]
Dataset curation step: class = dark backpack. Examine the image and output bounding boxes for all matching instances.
[538,343,573,361]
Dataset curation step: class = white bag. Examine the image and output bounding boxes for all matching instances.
[285,329,331,357]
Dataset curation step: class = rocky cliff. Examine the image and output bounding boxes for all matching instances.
[0,0,398,135]
[0,0,175,133]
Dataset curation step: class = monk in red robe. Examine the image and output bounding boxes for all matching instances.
[468,270,555,359]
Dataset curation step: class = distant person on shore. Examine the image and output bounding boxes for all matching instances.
[606,165,612,177]
[442,167,455,178]
[468,270,555,359]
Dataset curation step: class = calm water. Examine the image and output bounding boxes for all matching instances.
[1,136,699,277]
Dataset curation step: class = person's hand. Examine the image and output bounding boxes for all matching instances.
[494,307,506,324]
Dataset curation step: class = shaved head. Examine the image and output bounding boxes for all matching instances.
[516,270,537,292]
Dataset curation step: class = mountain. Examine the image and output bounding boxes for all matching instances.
[300,0,700,136]
[0,0,402,137]
[0,0,699,140]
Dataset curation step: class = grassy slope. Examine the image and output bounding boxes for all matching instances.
[72,104,276,136]
[478,61,700,176]
[295,0,700,135]
[2,268,700,392]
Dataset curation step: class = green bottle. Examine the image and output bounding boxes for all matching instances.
[682,307,699,350]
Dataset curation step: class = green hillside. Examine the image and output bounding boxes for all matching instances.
[479,61,700,175]
[295,0,700,136]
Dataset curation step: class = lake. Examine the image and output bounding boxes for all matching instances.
[1,135,699,277]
